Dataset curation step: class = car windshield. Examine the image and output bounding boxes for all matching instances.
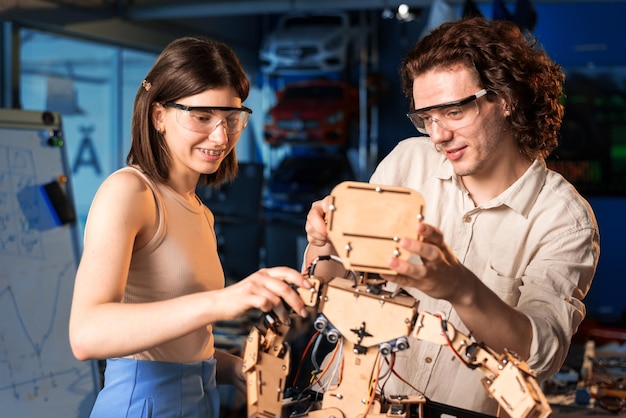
[283,86,344,100]
[282,16,343,28]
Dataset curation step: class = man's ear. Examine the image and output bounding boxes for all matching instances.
[501,97,512,117]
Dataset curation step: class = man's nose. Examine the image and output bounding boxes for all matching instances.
[428,119,453,144]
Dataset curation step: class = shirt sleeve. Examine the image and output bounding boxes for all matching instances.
[521,223,599,380]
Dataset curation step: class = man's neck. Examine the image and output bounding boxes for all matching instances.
[462,157,533,207]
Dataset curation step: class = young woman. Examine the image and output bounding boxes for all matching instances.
[69,36,310,417]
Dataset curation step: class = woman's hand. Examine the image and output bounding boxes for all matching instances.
[219,267,311,324]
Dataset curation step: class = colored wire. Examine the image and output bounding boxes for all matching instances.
[310,331,326,373]
[378,352,396,396]
[435,313,471,367]
[384,354,425,396]
[309,338,342,392]
[323,339,344,392]
[291,330,321,387]
[363,352,383,416]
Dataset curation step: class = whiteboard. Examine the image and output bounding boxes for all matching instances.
[0,109,98,417]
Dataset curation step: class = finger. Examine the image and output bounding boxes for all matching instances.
[307,234,328,248]
[398,235,443,266]
[252,286,284,313]
[417,222,444,246]
[381,272,415,289]
[271,284,307,319]
[305,205,329,245]
[307,205,327,231]
[266,267,312,289]
[387,256,426,279]
[271,303,291,324]
[262,268,308,317]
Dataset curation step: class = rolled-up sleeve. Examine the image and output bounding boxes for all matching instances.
[372,146,600,382]
[522,225,599,380]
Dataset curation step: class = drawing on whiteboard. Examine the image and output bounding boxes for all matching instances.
[0,109,98,418]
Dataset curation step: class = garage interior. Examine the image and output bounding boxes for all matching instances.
[1,1,625,417]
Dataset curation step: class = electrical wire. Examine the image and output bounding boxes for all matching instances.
[304,254,358,283]
[383,353,425,396]
[310,330,325,372]
[378,352,396,396]
[291,330,321,388]
[363,352,382,416]
[322,338,345,393]
[308,338,342,392]
[435,313,471,367]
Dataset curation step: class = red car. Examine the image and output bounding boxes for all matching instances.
[263,79,359,147]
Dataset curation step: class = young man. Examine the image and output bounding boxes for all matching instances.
[304,17,599,415]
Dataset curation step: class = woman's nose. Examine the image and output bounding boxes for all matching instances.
[209,122,229,144]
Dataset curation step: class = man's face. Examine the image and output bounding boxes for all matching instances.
[411,65,515,181]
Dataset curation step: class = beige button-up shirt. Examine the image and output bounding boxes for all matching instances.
[369,136,599,415]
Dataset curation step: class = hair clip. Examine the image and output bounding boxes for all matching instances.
[142,79,152,92]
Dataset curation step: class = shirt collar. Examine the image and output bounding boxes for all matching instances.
[435,156,454,180]
[499,158,547,217]
[437,158,547,217]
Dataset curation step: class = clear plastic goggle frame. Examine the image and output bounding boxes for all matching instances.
[406,89,488,134]
[162,101,252,135]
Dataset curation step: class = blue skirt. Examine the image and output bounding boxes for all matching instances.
[90,358,220,418]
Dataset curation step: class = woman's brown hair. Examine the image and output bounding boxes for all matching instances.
[127,36,250,186]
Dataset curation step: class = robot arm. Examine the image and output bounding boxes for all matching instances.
[413,311,551,417]
[242,314,291,418]
[244,181,552,418]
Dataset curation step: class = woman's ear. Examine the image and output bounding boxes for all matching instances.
[151,102,165,133]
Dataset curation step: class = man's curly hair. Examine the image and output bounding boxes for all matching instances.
[400,17,565,160]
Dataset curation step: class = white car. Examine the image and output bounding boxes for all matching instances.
[259,11,357,75]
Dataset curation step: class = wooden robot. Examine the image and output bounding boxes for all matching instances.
[243,181,552,418]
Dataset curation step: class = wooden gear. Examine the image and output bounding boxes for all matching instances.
[244,181,552,418]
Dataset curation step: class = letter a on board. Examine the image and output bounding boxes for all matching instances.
[73,136,102,175]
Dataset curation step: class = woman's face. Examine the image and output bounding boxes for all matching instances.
[154,86,246,178]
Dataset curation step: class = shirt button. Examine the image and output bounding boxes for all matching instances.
[463,215,472,223]
[425,357,433,363]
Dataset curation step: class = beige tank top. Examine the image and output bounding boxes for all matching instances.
[120,166,224,362]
